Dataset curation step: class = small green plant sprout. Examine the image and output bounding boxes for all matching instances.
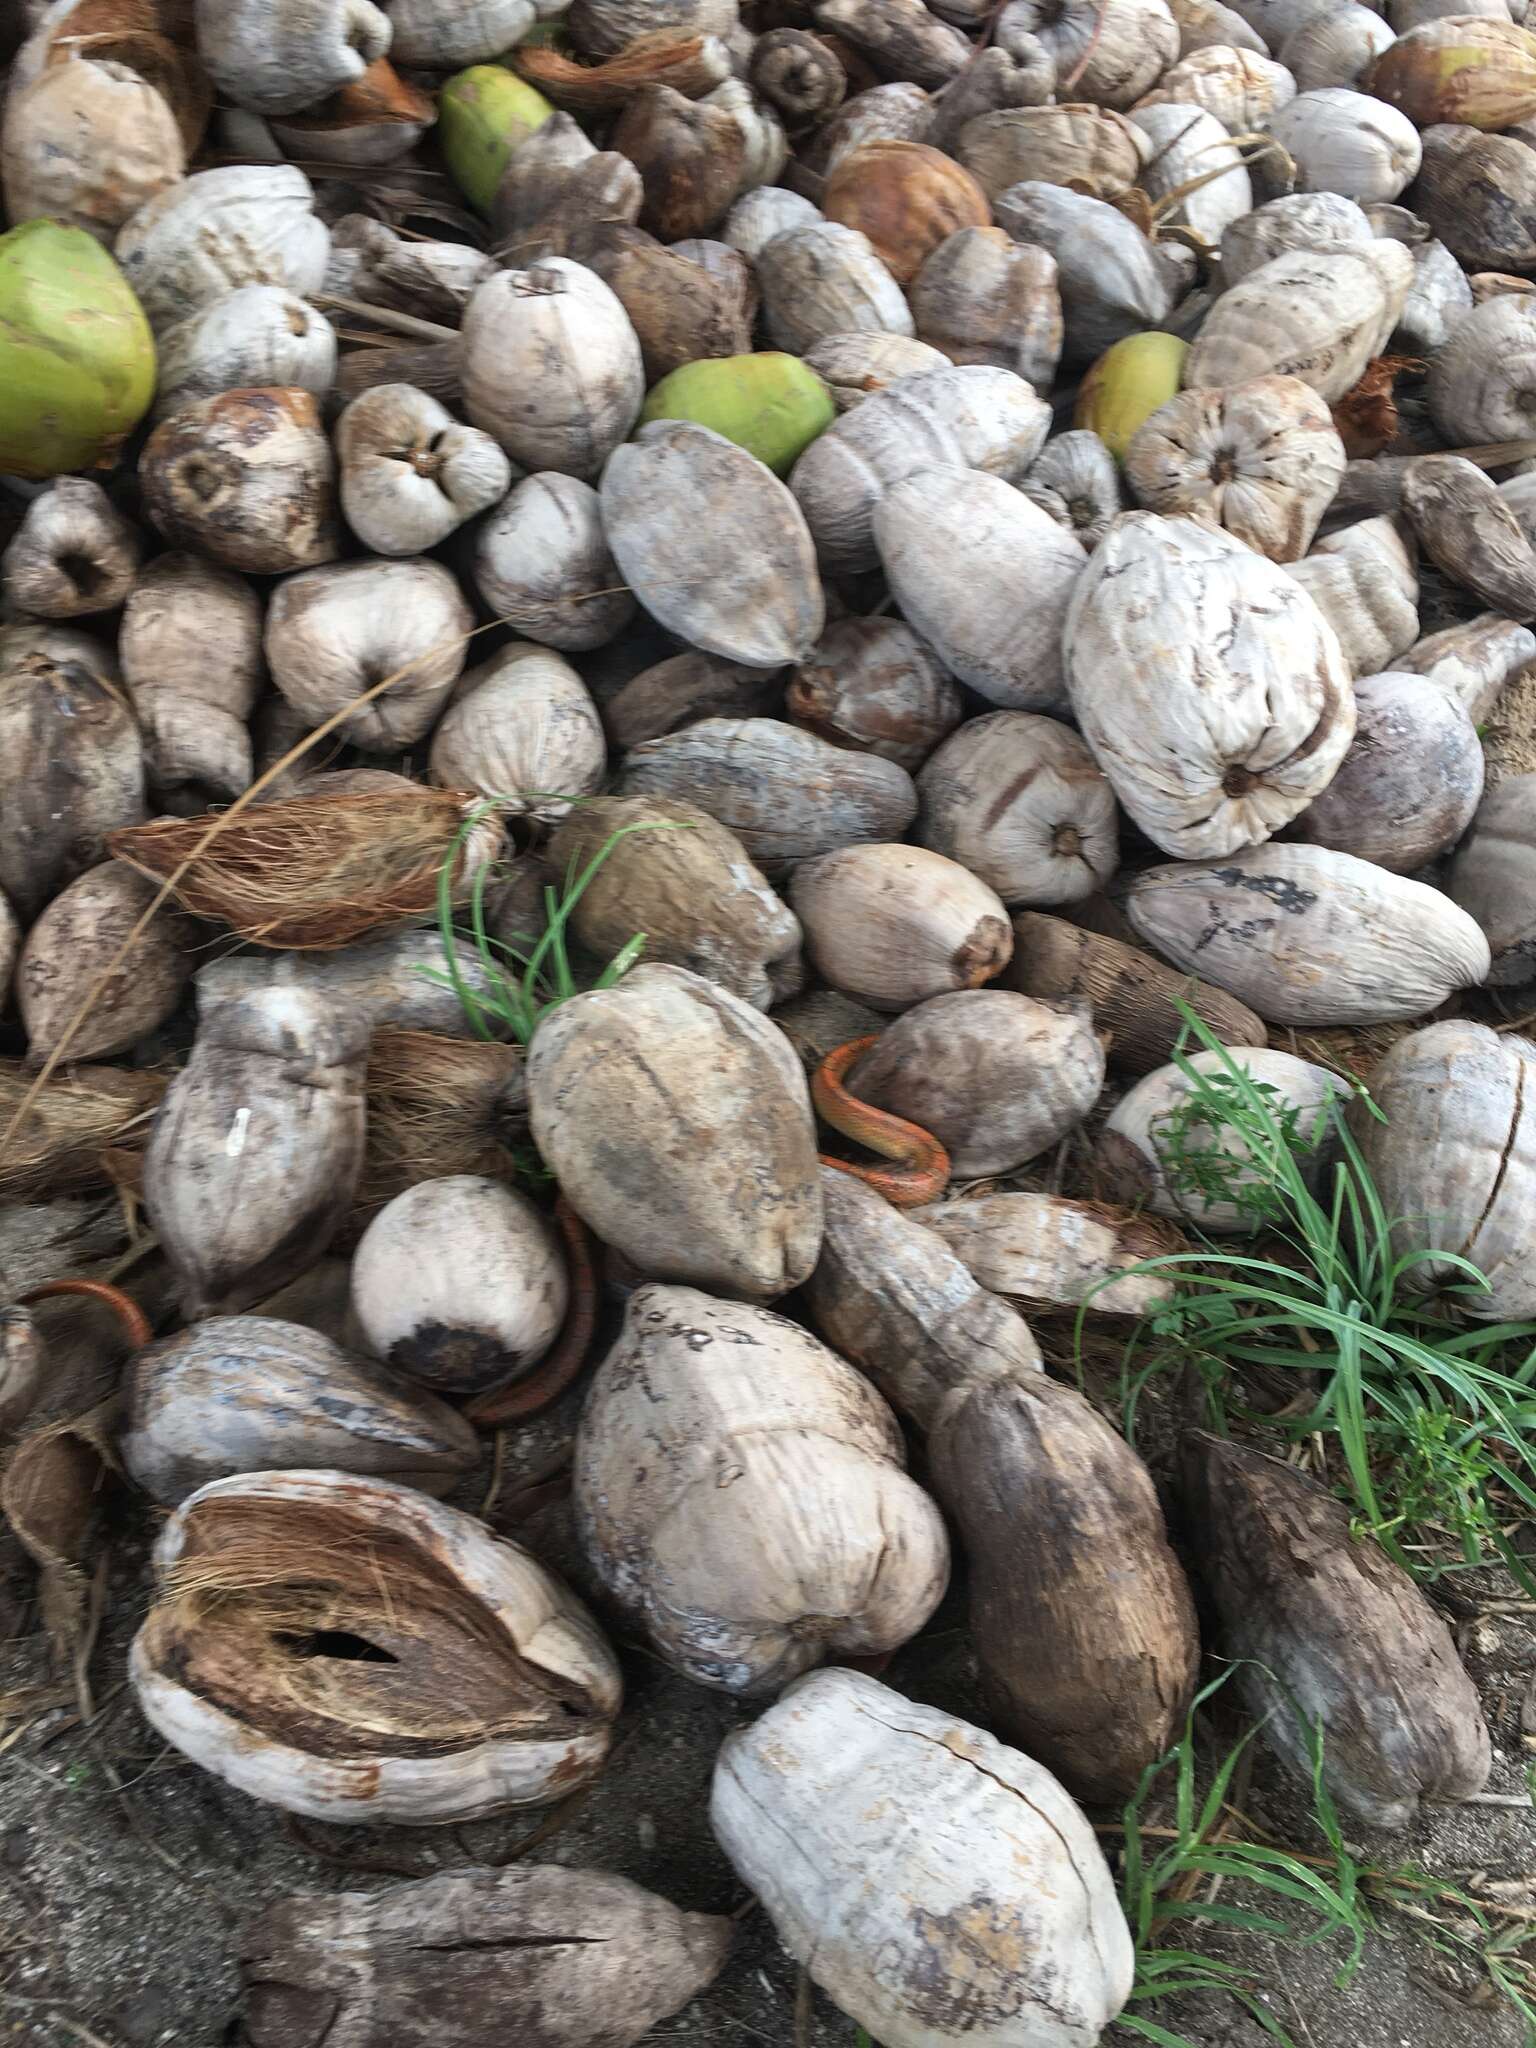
[1115,1666,1536,2045]
[424,798,688,1047]
[1094,1004,1536,1590]
[1115,1666,1369,2048]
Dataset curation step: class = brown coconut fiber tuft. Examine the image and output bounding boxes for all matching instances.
[107,787,498,951]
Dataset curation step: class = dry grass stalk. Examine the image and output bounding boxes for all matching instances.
[514,32,727,111]
[355,1028,528,1224]
[0,1062,164,1204]
[108,787,498,950]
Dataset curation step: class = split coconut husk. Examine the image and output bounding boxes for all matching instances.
[0,1057,164,1203]
[108,785,501,950]
[131,1470,623,1824]
[353,1030,529,1228]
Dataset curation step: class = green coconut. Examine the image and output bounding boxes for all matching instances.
[0,220,156,481]
[438,64,555,215]
[638,354,837,476]
[1074,332,1188,465]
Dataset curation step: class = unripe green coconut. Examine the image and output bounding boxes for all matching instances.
[0,220,156,480]
[638,354,836,476]
[439,65,555,215]
[1075,332,1187,465]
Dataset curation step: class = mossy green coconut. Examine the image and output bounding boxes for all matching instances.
[0,219,156,480]
[438,65,555,215]
[638,354,836,476]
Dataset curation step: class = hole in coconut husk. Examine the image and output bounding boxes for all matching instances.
[513,32,726,111]
[145,1493,606,1759]
[0,1061,165,1205]
[348,1030,529,1233]
[107,787,499,951]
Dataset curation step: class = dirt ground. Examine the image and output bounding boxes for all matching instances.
[2,1353,1536,2048]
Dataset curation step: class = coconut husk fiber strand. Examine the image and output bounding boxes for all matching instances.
[108,787,500,950]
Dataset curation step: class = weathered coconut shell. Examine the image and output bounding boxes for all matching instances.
[1102,1046,1342,1231]
[139,387,341,576]
[1019,429,1124,550]
[789,362,1049,573]
[1124,376,1346,562]
[930,1374,1199,1803]
[1125,844,1492,1025]
[1401,454,1536,621]
[1400,614,1536,725]
[460,259,643,480]
[120,553,262,809]
[846,988,1104,1178]
[912,1191,1181,1314]
[526,964,822,1298]
[603,650,782,750]
[1181,1432,1491,1829]
[428,644,606,824]
[800,330,949,408]
[618,716,917,875]
[917,710,1118,907]
[1448,777,1536,984]
[1184,241,1413,402]
[1347,1020,1536,1316]
[804,1167,1042,1433]
[1064,512,1355,858]
[956,102,1148,199]
[239,1865,732,2048]
[1293,670,1484,872]
[1004,911,1267,1073]
[576,1281,947,1691]
[1265,87,1422,206]
[874,467,1087,709]
[1414,126,1536,275]
[131,1469,622,1824]
[710,1669,1134,2048]
[1217,191,1373,289]
[119,1316,479,1506]
[790,843,1013,1011]
[473,473,635,653]
[1139,42,1297,126]
[580,229,754,386]
[0,641,145,922]
[194,930,504,1040]
[909,226,1062,391]
[547,794,804,1010]
[350,1178,567,1397]
[787,616,963,771]
[263,557,473,752]
[144,989,368,1319]
[755,221,915,354]
[17,862,189,1067]
[1284,546,1420,677]
[602,421,824,668]
[1131,103,1253,240]
[992,182,1189,361]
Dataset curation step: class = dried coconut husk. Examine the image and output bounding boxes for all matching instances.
[1,1395,122,1680]
[0,1060,164,1204]
[108,787,501,951]
[1331,356,1425,461]
[334,338,464,406]
[1282,1018,1424,1084]
[28,0,213,153]
[132,1473,621,1822]
[514,32,732,113]
[272,58,435,150]
[353,1030,529,1229]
